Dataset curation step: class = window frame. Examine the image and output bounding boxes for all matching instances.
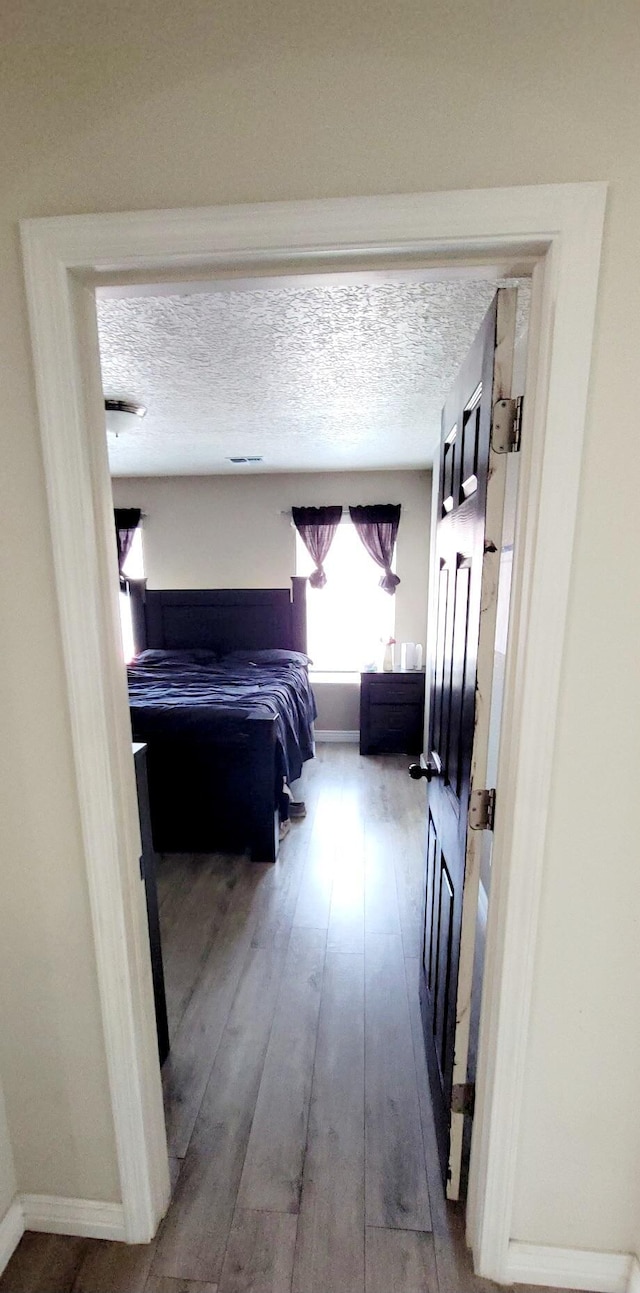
[294,516,396,676]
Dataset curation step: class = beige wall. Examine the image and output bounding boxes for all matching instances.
[313,685,361,735]
[1,0,639,1258]
[112,470,431,731]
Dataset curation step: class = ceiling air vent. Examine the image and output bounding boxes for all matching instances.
[227,456,264,464]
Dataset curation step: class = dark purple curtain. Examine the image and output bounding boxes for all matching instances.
[349,504,401,594]
[292,505,343,588]
[114,508,141,587]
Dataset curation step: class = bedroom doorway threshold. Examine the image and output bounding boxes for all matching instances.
[19,183,606,1282]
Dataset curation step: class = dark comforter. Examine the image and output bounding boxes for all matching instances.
[127,651,317,796]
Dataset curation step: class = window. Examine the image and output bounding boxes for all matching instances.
[119,526,144,662]
[295,521,394,674]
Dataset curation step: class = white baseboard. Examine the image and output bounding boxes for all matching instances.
[21,1194,127,1241]
[314,730,360,743]
[0,1192,128,1274]
[0,1199,24,1276]
[506,1241,640,1292]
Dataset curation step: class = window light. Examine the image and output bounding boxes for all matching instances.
[119,526,145,662]
[295,522,395,673]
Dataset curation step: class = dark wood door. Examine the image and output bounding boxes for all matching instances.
[134,743,170,1066]
[419,289,516,1198]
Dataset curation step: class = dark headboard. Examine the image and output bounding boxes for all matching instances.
[126,579,307,657]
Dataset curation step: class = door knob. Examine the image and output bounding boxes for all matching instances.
[408,758,437,782]
[409,762,432,781]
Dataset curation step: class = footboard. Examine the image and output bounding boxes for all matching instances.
[139,716,280,863]
[245,718,281,863]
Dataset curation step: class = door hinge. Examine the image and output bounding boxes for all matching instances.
[492,396,523,453]
[469,787,496,831]
[451,1082,476,1117]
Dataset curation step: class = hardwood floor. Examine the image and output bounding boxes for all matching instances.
[0,748,575,1293]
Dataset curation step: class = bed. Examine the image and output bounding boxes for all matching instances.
[125,579,315,862]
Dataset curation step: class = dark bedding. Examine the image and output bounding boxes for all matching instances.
[127,650,317,804]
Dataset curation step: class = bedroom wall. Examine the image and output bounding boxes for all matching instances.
[111,470,432,732]
[1,0,639,1266]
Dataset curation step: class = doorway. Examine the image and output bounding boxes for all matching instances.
[95,270,527,1286]
[19,184,605,1282]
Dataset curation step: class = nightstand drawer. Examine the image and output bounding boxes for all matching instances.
[365,704,423,753]
[369,680,424,705]
[369,703,416,734]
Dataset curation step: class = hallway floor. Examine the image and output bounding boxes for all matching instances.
[1,747,569,1293]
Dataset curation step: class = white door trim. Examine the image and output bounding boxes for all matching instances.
[0,1201,24,1276]
[20,183,606,1271]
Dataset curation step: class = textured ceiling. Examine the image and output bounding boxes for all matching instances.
[98,277,530,476]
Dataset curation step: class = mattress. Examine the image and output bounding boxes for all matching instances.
[127,648,317,790]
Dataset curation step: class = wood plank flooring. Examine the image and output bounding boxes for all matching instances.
[1,747,575,1293]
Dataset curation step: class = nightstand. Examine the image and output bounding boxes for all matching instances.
[359,671,426,755]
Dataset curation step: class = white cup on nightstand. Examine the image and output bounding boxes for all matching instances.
[401,642,415,671]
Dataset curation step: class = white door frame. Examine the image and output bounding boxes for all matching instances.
[20,184,606,1276]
